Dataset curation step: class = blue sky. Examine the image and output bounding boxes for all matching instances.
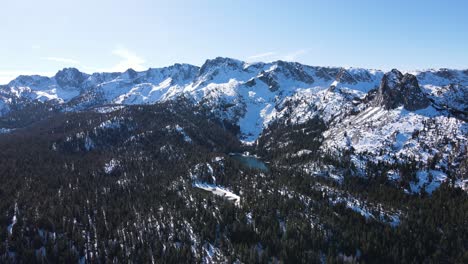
[1,0,467,83]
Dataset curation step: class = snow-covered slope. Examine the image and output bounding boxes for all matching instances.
[410,69,468,114]
[1,59,465,136]
[0,59,378,139]
[0,58,466,193]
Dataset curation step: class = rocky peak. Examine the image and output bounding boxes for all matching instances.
[272,61,315,85]
[386,69,404,87]
[199,57,244,75]
[55,68,86,87]
[400,73,431,110]
[167,64,199,81]
[375,69,430,110]
[122,68,138,79]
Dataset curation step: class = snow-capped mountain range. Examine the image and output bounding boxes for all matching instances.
[1,57,467,191]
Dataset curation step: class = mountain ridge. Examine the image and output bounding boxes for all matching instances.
[3,57,468,86]
[0,57,466,193]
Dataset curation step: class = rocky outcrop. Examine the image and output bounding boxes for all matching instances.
[274,61,315,85]
[122,68,138,79]
[199,57,243,76]
[55,68,87,87]
[256,61,315,91]
[258,71,280,91]
[335,68,357,85]
[375,69,430,111]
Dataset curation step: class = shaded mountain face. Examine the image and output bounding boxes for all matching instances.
[55,67,88,88]
[335,68,358,84]
[375,69,430,111]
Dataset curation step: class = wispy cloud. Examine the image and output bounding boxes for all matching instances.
[247,52,276,60]
[42,46,147,73]
[32,45,41,50]
[104,47,146,72]
[42,57,80,64]
[246,49,308,62]
[0,46,147,83]
[281,49,308,61]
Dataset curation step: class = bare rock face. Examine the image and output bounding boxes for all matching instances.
[335,68,357,85]
[375,69,430,110]
[55,68,87,87]
[400,74,431,110]
[258,70,280,91]
[199,57,243,76]
[256,61,314,92]
[274,61,315,85]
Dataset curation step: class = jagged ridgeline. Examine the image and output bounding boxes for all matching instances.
[0,58,467,263]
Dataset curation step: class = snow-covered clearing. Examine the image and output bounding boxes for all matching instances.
[193,182,240,206]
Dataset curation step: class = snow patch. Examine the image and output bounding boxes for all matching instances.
[193,182,240,206]
[104,159,120,174]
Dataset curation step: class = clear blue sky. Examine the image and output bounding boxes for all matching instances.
[1,0,467,83]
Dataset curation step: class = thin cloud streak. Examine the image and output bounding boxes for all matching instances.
[281,49,308,61]
[246,49,308,62]
[2,46,148,83]
[247,52,276,60]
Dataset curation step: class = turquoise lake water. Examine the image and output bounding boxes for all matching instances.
[230,154,268,171]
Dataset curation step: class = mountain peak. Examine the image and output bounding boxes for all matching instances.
[268,60,315,85]
[122,68,138,79]
[375,70,430,110]
[55,67,87,87]
[55,67,82,77]
[199,57,244,75]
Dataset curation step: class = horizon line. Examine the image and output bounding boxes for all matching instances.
[2,56,467,84]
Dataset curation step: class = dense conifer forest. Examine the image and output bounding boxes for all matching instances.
[0,102,466,263]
